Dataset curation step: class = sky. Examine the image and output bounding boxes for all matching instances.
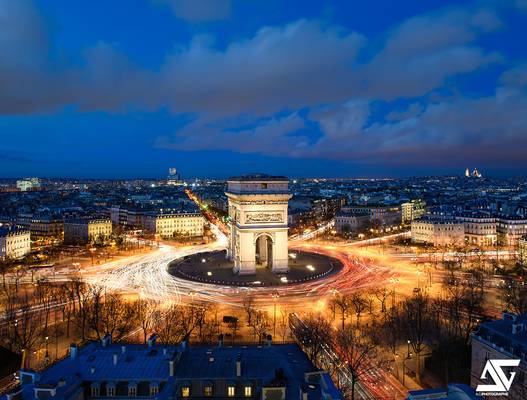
[0,0,526,179]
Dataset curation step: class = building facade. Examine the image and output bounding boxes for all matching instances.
[497,217,527,246]
[411,217,465,246]
[471,313,527,400]
[334,211,370,235]
[519,237,527,266]
[342,205,401,227]
[64,219,112,245]
[226,174,292,275]
[0,229,31,260]
[455,214,497,246]
[402,200,427,224]
[144,213,204,238]
[29,216,63,239]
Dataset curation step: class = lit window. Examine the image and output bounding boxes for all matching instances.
[228,386,235,397]
[245,386,252,396]
[181,387,190,397]
[204,385,213,396]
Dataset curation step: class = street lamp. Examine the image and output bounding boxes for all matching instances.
[45,336,49,358]
[407,339,411,358]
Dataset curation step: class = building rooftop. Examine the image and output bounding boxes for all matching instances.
[472,313,527,360]
[6,335,340,400]
[227,174,288,182]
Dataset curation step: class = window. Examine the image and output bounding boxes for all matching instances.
[107,386,115,397]
[228,386,235,397]
[204,385,213,396]
[129,386,137,397]
[181,387,190,397]
[245,386,252,397]
[91,386,100,397]
[150,386,159,396]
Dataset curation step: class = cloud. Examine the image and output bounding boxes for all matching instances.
[157,0,231,22]
[0,0,523,171]
[157,112,307,156]
[0,2,502,117]
[159,20,365,116]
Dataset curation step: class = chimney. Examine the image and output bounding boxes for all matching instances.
[266,334,272,347]
[218,334,224,348]
[163,347,167,356]
[70,344,78,359]
[90,366,96,374]
[512,323,523,335]
[147,333,157,347]
[300,384,309,400]
[113,353,118,366]
[121,345,126,354]
[101,333,112,347]
[236,355,242,377]
[169,360,175,377]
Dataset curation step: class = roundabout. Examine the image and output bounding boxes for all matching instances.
[168,250,343,287]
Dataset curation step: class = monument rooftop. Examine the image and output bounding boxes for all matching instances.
[227,174,289,182]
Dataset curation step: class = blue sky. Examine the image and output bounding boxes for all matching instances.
[0,0,526,179]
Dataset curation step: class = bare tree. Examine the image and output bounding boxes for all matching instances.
[154,304,187,344]
[500,278,527,315]
[333,323,379,400]
[374,287,390,315]
[135,298,159,344]
[249,310,270,344]
[278,307,289,342]
[297,315,332,365]
[242,294,256,326]
[88,288,137,341]
[400,291,433,384]
[351,292,368,327]
[329,293,352,329]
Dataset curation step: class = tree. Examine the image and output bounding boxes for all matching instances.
[376,305,402,378]
[442,268,486,344]
[71,278,91,341]
[297,315,332,365]
[374,287,390,315]
[400,291,433,384]
[333,324,379,400]
[242,294,256,326]
[500,278,527,315]
[278,307,289,342]
[136,298,159,344]
[249,310,270,344]
[329,293,352,329]
[87,288,137,341]
[351,292,368,327]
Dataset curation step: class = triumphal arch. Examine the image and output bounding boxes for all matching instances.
[225,174,292,275]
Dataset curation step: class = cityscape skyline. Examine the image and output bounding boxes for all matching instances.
[1,0,527,178]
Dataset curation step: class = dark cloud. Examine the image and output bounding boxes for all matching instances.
[0,0,523,170]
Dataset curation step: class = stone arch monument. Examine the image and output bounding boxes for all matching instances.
[225,174,292,275]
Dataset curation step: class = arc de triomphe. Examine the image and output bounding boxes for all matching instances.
[225,174,292,275]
